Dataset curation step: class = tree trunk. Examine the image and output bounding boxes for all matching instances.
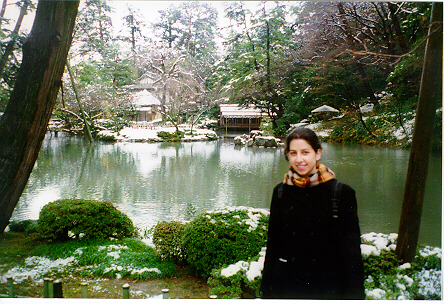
[0,0,79,233]
[395,2,442,263]
[0,0,8,29]
[388,3,409,54]
[66,60,93,143]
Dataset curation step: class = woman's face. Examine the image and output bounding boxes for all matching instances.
[288,138,322,177]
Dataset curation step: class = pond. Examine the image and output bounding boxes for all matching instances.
[11,134,442,247]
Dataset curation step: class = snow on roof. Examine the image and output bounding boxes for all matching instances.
[132,90,161,107]
[220,104,264,118]
[311,105,339,113]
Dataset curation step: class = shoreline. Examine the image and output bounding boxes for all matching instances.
[97,125,220,143]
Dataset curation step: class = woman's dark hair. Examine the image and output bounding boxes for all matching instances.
[284,127,321,160]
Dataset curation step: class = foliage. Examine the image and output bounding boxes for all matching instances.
[32,237,177,280]
[386,56,423,112]
[102,116,131,132]
[8,220,38,234]
[182,207,269,277]
[152,2,217,56]
[157,130,185,141]
[0,0,434,139]
[328,108,420,147]
[208,249,265,299]
[208,265,244,299]
[37,199,137,242]
[431,110,442,152]
[74,0,113,57]
[208,232,442,300]
[212,2,298,127]
[361,233,442,300]
[0,0,35,109]
[152,221,188,263]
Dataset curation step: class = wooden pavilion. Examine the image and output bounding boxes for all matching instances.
[219,104,264,131]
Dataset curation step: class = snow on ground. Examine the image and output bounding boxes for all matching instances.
[98,125,219,142]
[304,122,333,138]
[0,256,77,283]
[0,243,163,284]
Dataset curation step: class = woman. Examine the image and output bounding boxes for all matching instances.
[260,127,365,299]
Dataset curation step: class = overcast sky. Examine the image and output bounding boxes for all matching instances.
[108,1,265,39]
[4,0,265,37]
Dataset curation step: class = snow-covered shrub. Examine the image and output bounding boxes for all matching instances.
[362,232,441,300]
[182,207,269,277]
[38,199,137,242]
[208,247,265,299]
[152,221,187,263]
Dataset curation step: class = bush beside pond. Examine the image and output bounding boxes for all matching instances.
[37,199,137,242]
[182,207,269,277]
[152,221,187,264]
[8,220,38,233]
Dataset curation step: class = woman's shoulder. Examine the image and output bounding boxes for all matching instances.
[273,182,284,190]
[325,179,355,192]
[272,182,285,196]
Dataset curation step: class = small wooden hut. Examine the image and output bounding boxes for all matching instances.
[219,104,264,131]
[132,90,162,122]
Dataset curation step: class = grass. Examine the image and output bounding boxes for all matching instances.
[0,232,209,299]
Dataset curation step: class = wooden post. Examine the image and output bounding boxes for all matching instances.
[395,2,443,263]
[80,282,88,298]
[6,276,13,298]
[43,277,51,298]
[162,288,170,299]
[122,283,130,299]
[48,278,54,298]
[53,279,63,298]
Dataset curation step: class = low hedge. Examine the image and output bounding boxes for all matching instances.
[37,199,137,242]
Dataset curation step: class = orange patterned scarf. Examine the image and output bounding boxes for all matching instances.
[283,163,335,188]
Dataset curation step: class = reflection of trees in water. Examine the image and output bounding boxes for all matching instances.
[14,137,442,247]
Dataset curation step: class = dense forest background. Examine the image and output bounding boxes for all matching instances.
[0,1,441,149]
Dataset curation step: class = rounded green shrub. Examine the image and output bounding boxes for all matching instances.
[37,199,137,242]
[182,206,269,277]
[152,221,187,263]
[157,130,184,141]
[8,220,38,233]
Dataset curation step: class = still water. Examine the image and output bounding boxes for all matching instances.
[11,134,442,247]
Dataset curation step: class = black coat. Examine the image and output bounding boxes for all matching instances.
[260,180,365,299]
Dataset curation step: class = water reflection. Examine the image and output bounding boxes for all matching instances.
[12,135,442,247]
